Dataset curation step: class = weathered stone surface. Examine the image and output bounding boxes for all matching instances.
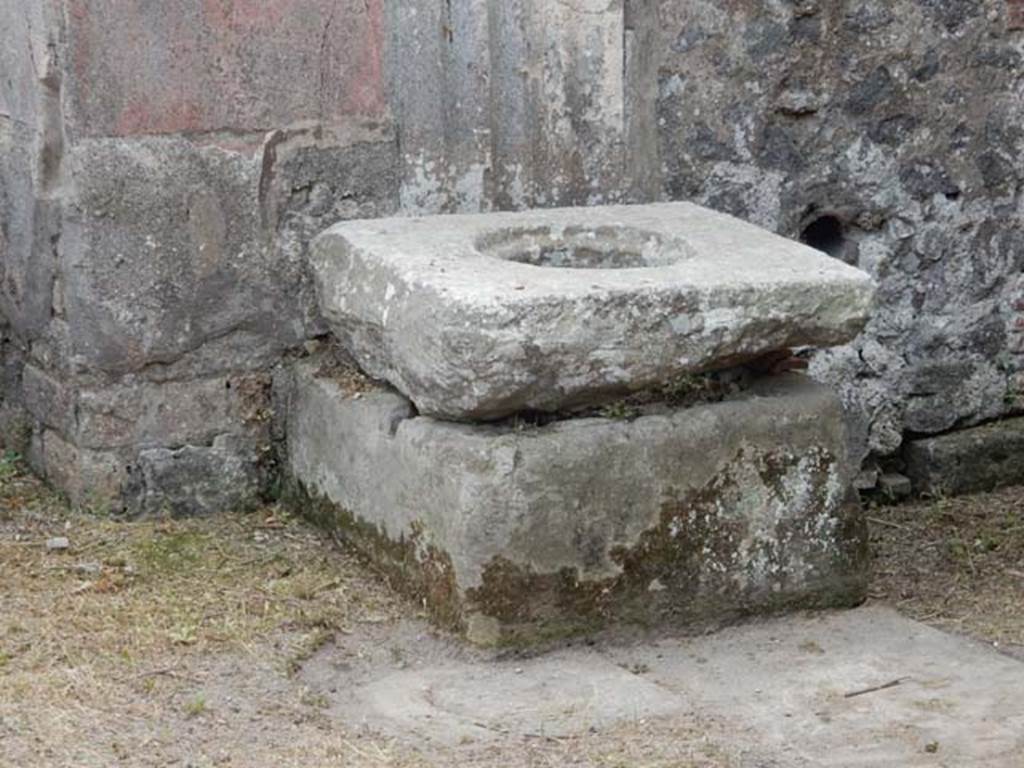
[0,327,32,457]
[19,360,273,513]
[386,0,630,213]
[904,417,1024,496]
[76,375,273,451]
[52,128,398,382]
[27,428,126,508]
[302,606,1024,765]
[655,0,1024,464]
[0,126,58,341]
[59,137,297,375]
[63,0,386,137]
[21,364,271,451]
[312,202,874,420]
[0,2,46,128]
[21,363,76,437]
[0,0,66,352]
[124,435,262,517]
[3,0,1021,512]
[23,407,270,516]
[264,124,401,342]
[0,1,402,512]
[285,360,866,645]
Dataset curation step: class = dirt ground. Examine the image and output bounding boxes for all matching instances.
[2,454,1022,767]
[867,486,1024,659]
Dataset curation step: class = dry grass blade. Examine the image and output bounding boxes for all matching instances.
[0,459,406,767]
[869,486,1024,652]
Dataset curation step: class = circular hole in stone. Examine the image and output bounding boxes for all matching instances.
[476,225,688,269]
[799,214,846,258]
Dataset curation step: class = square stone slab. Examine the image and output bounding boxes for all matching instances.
[284,360,867,646]
[311,202,875,420]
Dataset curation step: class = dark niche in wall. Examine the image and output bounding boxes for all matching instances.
[800,214,846,258]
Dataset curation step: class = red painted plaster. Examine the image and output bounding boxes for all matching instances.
[65,0,386,137]
[1009,0,1024,30]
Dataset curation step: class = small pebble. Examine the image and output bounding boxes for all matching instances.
[46,537,70,552]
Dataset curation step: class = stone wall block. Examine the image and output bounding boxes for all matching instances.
[75,374,272,452]
[60,137,302,375]
[124,435,262,517]
[389,0,629,212]
[286,361,867,644]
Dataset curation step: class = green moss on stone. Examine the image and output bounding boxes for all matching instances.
[285,444,868,648]
[283,479,464,633]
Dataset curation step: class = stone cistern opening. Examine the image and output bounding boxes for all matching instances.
[475,224,682,269]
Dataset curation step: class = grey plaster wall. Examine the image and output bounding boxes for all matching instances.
[384,0,1024,470]
[0,1,401,512]
[1,0,1021,510]
[652,0,1024,467]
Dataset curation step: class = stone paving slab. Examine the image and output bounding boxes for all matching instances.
[328,655,685,746]
[311,202,875,420]
[606,605,1024,766]
[302,606,1024,766]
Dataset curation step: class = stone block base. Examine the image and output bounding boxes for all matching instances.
[283,361,867,646]
[16,362,274,515]
[904,417,1024,496]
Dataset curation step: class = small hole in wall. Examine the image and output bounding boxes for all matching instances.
[800,214,846,258]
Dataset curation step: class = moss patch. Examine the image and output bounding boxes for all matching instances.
[285,479,464,633]
[465,447,867,647]
[285,437,866,648]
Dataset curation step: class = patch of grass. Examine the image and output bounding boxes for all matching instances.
[599,400,641,420]
[135,530,207,572]
[0,460,403,721]
[79,489,118,518]
[184,694,207,718]
[299,688,330,709]
[0,462,737,768]
[0,450,23,480]
[45,512,385,660]
[285,626,336,677]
